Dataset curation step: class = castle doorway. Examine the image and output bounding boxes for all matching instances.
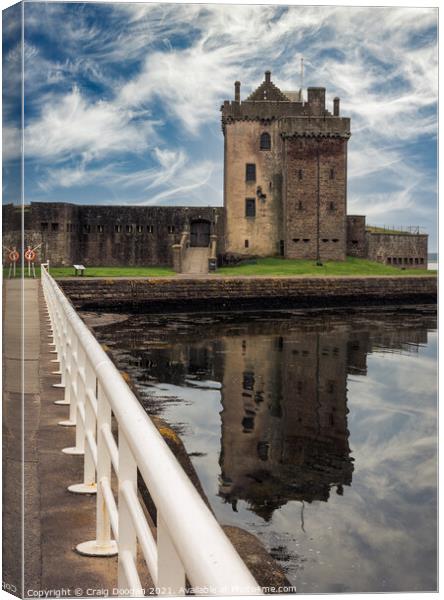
[190,219,211,247]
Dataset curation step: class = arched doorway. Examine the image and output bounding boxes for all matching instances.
[190,219,211,247]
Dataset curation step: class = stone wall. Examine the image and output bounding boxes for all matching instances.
[366,232,428,269]
[3,203,225,267]
[346,215,366,257]
[284,136,347,260]
[59,276,437,312]
[223,120,284,257]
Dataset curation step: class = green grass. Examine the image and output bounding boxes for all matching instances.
[216,257,436,277]
[4,265,176,278]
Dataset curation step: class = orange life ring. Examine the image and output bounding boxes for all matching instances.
[24,248,36,262]
[8,250,19,263]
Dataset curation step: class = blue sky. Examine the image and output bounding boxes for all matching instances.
[2,2,438,249]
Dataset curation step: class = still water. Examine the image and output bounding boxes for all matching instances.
[85,307,437,593]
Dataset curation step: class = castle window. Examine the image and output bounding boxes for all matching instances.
[245,163,256,182]
[398,257,402,264]
[245,198,256,218]
[41,222,48,231]
[329,201,336,211]
[420,257,424,264]
[415,258,419,264]
[126,225,133,233]
[115,224,121,233]
[387,257,392,264]
[409,258,413,264]
[97,224,104,233]
[168,225,176,234]
[51,222,59,232]
[351,239,358,245]
[332,238,339,243]
[137,225,143,233]
[260,132,271,150]
[303,238,310,243]
[292,238,300,243]
[330,168,335,180]
[66,223,73,232]
[83,224,91,233]
[245,239,249,248]
[393,257,397,264]
[322,238,329,243]
[298,201,303,210]
[147,225,154,233]
[298,169,303,180]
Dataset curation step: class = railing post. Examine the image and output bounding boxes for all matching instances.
[62,335,85,454]
[53,303,69,404]
[76,381,117,557]
[157,515,185,595]
[67,351,96,484]
[59,323,77,427]
[118,433,144,596]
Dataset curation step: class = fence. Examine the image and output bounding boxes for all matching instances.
[41,263,261,596]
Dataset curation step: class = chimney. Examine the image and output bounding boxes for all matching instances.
[265,70,271,83]
[333,97,340,116]
[234,81,241,102]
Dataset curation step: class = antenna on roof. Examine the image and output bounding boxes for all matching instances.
[300,57,304,102]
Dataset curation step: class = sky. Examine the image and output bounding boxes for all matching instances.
[2,2,438,249]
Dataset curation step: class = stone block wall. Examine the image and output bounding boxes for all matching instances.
[223,120,284,257]
[284,136,347,261]
[346,215,366,257]
[3,203,224,267]
[366,232,428,269]
[59,276,437,312]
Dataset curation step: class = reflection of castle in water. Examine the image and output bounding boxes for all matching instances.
[219,329,354,520]
[113,312,432,520]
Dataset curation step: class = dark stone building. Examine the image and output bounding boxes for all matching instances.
[2,71,428,270]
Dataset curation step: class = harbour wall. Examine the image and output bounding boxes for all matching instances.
[58,276,437,312]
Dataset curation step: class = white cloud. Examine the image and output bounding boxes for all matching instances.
[25,86,157,162]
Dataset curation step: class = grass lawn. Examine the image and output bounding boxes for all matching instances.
[4,265,176,278]
[216,257,436,277]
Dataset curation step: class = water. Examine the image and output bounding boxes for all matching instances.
[85,307,437,593]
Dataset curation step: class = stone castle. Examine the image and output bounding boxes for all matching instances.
[2,71,428,270]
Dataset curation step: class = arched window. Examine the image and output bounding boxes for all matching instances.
[260,132,271,150]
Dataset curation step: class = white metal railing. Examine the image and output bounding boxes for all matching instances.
[41,263,261,596]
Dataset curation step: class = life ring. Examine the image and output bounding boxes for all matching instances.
[8,250,19,263]
[24,248,36,262]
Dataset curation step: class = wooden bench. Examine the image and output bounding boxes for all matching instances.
[73,264,86,276]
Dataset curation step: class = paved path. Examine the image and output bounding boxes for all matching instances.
[3,280,120,597]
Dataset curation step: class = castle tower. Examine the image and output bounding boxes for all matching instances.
[221,71,351,261]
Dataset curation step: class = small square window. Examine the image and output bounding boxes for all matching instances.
[245,198,256,218]
[51,222,59,232]
[329,202,336,211]
[245,164,256,182]
[303,238,310,243]
[83,224,91,233]
[41,222,48,231]
[115,224,121,233]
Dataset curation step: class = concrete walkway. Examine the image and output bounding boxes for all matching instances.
[3,279,119,597]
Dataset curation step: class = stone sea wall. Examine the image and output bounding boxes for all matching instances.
[59,276,437,312]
